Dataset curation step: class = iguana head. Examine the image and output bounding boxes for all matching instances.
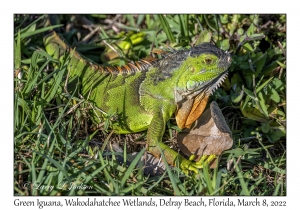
[174,42,232,129]
[176,42,231,98]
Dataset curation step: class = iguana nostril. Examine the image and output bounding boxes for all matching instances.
[228,56,232,63]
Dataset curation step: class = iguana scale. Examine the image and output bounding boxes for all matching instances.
[44,31,232,174]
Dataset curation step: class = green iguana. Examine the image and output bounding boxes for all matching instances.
[44,31,232,174]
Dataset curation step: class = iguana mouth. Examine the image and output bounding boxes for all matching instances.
[174,70,228,106]
[186,70,228,100]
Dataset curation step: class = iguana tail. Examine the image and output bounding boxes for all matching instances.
[43,31,159,75]
[44,31,71,60]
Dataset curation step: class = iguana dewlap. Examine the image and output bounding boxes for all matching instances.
[44,32,232,174]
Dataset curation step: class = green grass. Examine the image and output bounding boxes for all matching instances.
[14,14,286,196]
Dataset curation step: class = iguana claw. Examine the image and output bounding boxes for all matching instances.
[180,154,217,175]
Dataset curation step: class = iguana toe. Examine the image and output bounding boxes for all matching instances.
[180,154,217,174]
[180,159,199,174]
[195,154,217,167]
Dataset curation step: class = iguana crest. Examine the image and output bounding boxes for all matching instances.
[44,32,160,75]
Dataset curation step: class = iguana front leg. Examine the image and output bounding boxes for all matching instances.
[147,111,180,167]
[147,110,215,174]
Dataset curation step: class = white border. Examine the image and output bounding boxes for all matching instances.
[3,0,297,209]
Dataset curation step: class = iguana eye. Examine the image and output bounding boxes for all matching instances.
[204,58,213,64]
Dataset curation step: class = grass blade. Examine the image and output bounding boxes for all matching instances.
[157,15,176,43]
